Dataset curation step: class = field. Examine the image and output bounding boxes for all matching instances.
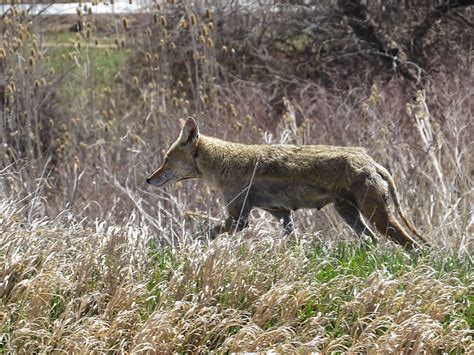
[1,1,473,353]
[0,199,472,352]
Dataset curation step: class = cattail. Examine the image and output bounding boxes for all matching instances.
[12,37,22,51]
[0,48,6,61]
[179,18,187,29]
[159,39,165,47]
[228,103,237,117]
[208,22,214,30]
[206,8,212,19]
[28,56,36,67]
[40,77,47,86]
[6,83,15,95]
[222,45,228,54]
[206,37,214,48]
[160,16,167,28]
[122,17,128,29]
[198,35,205,44]
[170,42,176,50]
[190,13,197,27]
[86,28,92,39]
[49,67,55,76]
[201,24,208,36]
[32,38,39,51]
[153,12,159,24]
[145,52,152,61]
[121,39,125,49]
[153,53,160,61]
[132,76,139,86]
[94,38,99,46]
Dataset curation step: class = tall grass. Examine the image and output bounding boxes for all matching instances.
[0,1,472,351]
[1,3,471,248]
[0,199,472,353]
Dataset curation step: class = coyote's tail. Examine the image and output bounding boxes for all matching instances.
[375,163,429,246]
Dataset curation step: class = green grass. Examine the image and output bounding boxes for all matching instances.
[140,238,473,345]
[42,31,125,100]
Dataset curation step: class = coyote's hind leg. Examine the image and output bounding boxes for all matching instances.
[334,200,377,244]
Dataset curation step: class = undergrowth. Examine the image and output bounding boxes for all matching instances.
[0,1,472,352]
[0,200,472,353]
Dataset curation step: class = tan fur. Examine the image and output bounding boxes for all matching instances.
[147,117,427,251]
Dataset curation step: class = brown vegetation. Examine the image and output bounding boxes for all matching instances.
[0,1,472,351]
[2,0,472,248]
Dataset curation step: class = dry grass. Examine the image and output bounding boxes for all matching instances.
[0,199,472,353]
[1,1,473,352]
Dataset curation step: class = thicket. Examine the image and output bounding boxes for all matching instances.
[0,0,472,248]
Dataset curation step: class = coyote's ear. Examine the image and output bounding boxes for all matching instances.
[179,116,199,144]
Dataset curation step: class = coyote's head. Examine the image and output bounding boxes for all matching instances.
[146,117,201,187]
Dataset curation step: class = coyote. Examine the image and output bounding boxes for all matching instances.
[147,117,427,250]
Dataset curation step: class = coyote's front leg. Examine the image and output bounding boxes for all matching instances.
[208,203,251,239]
